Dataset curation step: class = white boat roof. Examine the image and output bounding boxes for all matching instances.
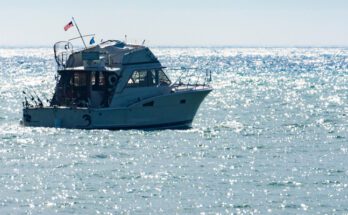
[65,40,160,68]
[61,66,121,72]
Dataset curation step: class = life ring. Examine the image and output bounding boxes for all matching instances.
[108,74,118,86]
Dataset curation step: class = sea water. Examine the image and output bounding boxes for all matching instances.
[0,47,347,214]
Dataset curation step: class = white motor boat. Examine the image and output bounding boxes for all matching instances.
[22,39,212,129]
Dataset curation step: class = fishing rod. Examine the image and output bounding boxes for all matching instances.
[22,91,37,106]
[27,86,47,106]
[36,88,51,104]
[22,90,35,105]
[25,87,45,107]
[41,93,51,104]
[31,90,44,107]
[40,80,54,104]
[22,96,30,108]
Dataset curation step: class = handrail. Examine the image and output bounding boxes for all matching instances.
[68,34,95,42]
[166,67,212,91]
[54,41,74,69]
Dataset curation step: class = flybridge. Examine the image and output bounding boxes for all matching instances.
[58,17,160,70]
[54,40,160,70]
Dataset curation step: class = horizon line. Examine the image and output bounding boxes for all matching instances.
[1,44,348,49]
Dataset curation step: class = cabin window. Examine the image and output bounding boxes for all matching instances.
[127,70,156,88]
[73,72,87,87]
[91,71,106,90]
[158,69,171,85]
[126,69,171,88]
[99,72,105,86]
[91,72,96,85]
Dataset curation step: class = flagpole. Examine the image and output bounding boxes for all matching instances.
[71,17,87,49]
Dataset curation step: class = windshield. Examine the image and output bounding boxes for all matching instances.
[126,69,171,88]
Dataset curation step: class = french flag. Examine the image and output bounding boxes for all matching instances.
[64,21,74,31]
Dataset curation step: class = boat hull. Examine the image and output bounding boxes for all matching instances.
[22,89,211,129]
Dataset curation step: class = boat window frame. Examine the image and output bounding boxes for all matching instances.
[157,69,171,86]
[126,68,171,88]
[73,71,88,87]
[91,71,106,91]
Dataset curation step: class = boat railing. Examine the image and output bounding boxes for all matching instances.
[54,41,75,70]
[54,35,96,69]
[168,67,212,91]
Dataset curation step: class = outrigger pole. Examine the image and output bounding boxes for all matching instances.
[71,17,87,49]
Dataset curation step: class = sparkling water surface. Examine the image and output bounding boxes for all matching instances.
[0,47,347,214]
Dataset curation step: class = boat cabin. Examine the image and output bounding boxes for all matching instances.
[50,67,172,108]
[51,40,175,108]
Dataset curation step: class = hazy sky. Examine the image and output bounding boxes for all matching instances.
[1,0,347,47]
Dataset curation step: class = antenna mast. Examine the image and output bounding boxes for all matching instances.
[71,17,87,49]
